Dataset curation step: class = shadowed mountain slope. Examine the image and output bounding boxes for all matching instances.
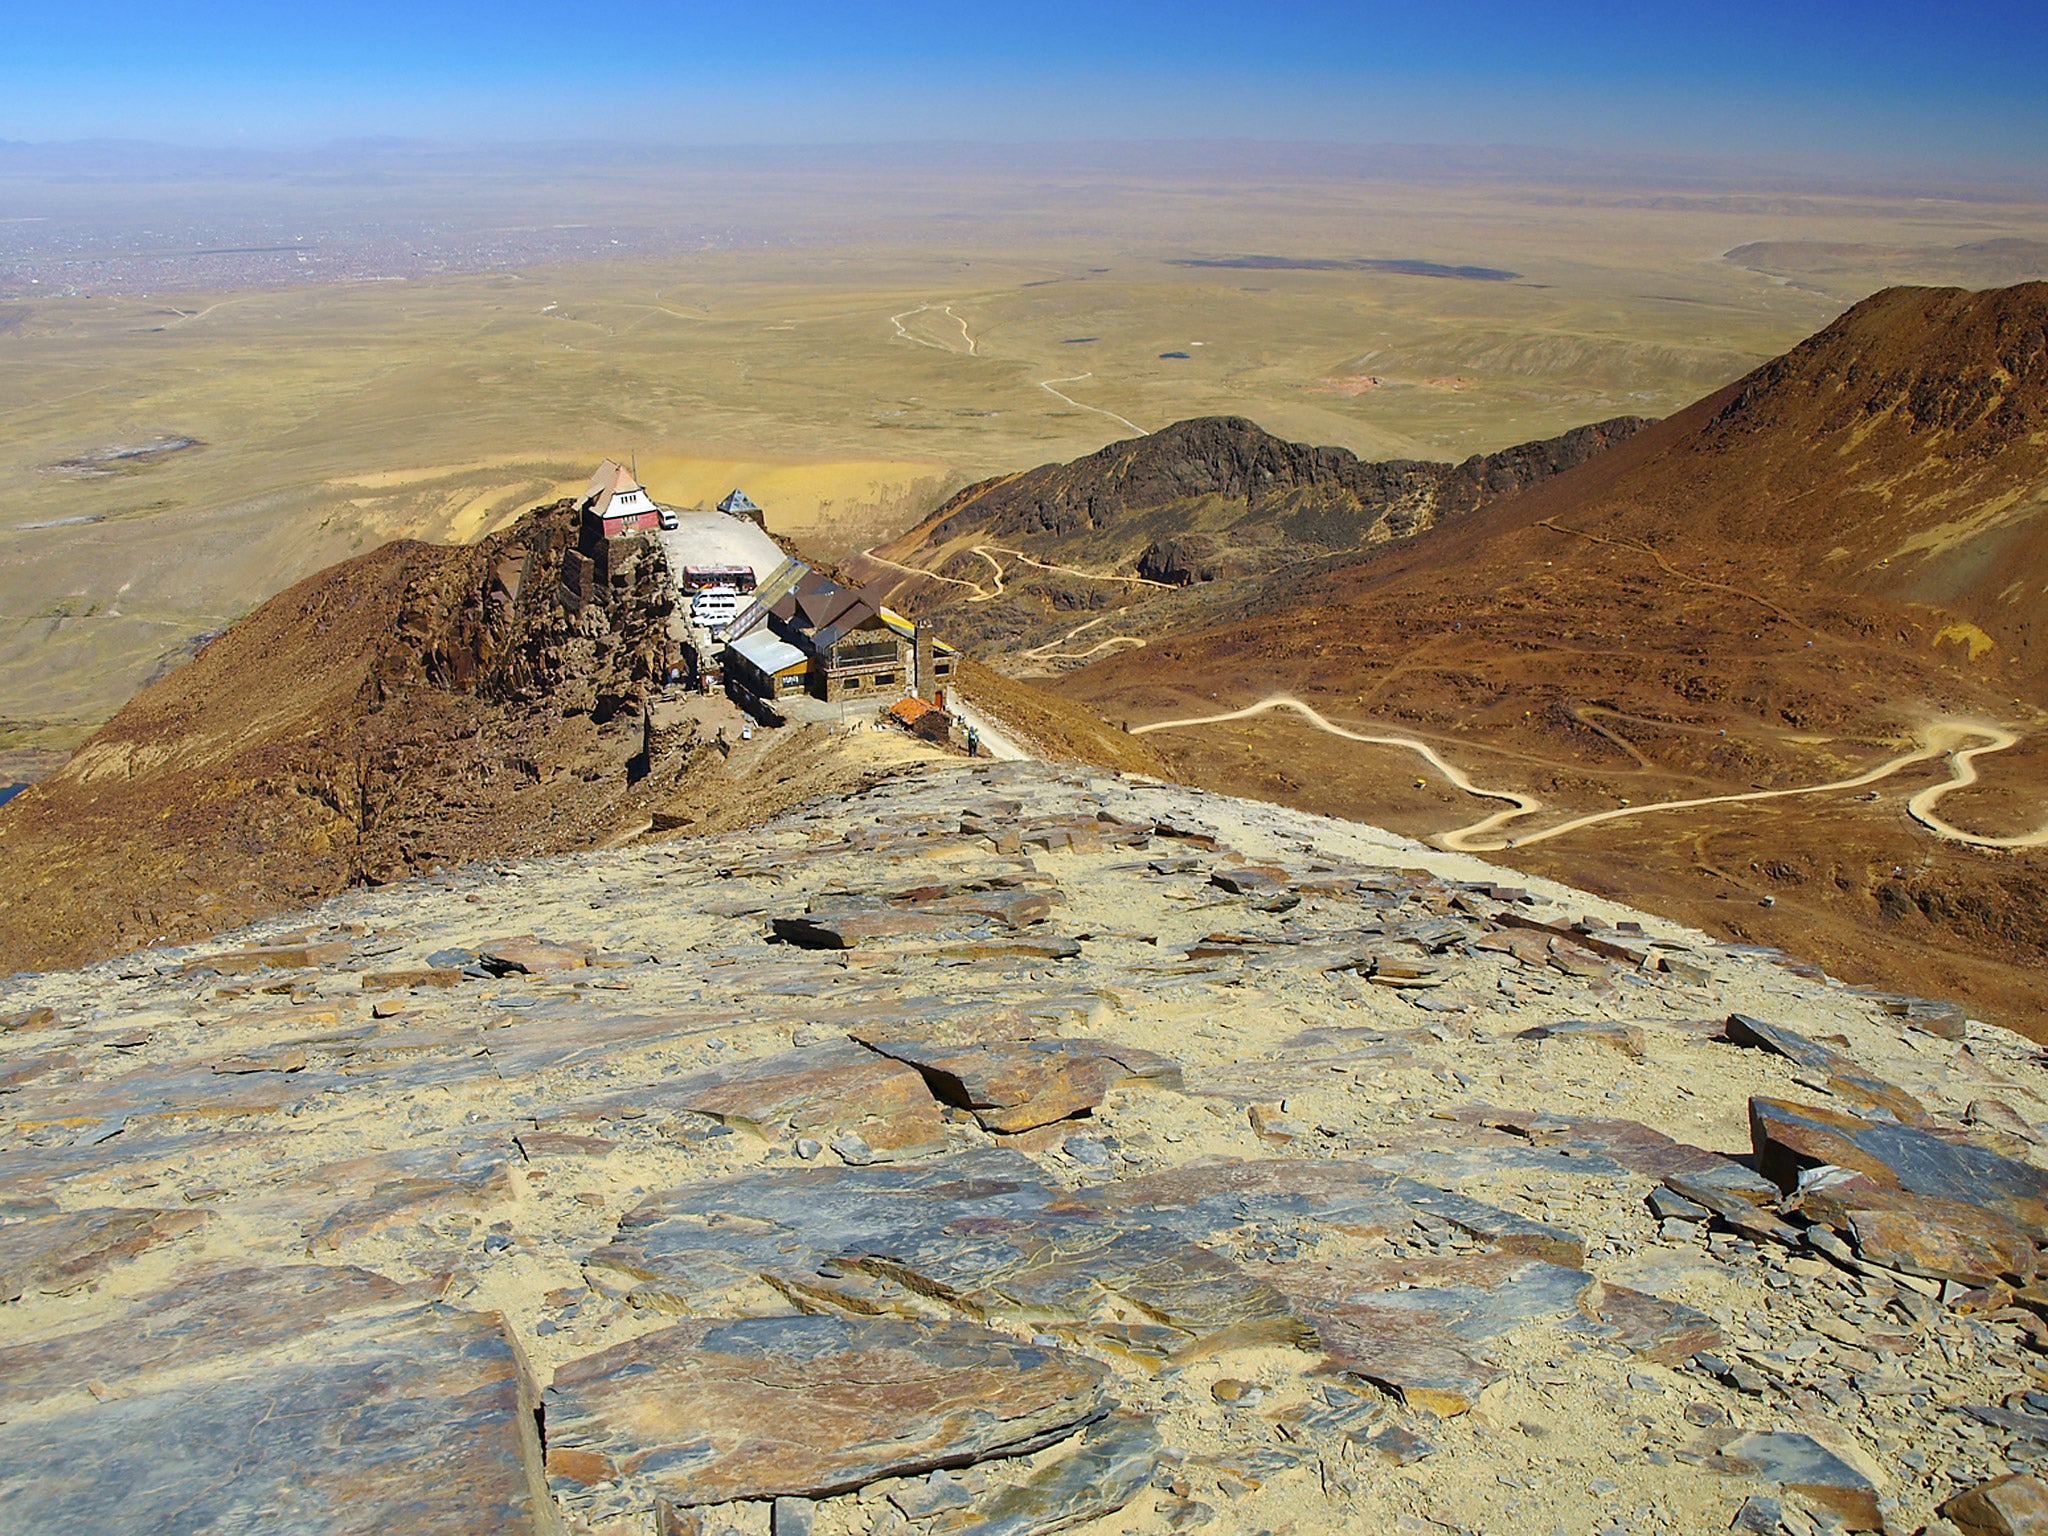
[0,503,683,973]
[1059,284,2048,1026]
[849,414,1646,661]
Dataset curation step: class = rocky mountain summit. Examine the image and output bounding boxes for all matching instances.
[0,500,726,974]
[907,414,1648,566]
[3,762,2045,1535]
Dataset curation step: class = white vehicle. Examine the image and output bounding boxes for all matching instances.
[690,583,742,630]
[657,507,679,531]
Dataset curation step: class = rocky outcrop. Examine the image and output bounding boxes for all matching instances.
[900,413,1649,585]
[2,762,2042,1535]
[0,503,680,973]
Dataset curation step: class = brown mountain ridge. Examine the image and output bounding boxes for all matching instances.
[850,413,1647,661]
[1059,283,2048,1030]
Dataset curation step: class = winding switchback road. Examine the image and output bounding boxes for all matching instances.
[857,544,1170,605]
[1132,696,2048,853]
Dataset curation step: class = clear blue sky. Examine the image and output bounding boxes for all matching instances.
[4,1,2043,176]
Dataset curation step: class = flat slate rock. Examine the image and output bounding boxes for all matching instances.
[1490,1108,1780,1200]
[858,1035,1182,1133]
[542,1314,1111,1520]
[1268,1254,1601,1416]
[1581,1280,1723,1364]
[1099,1158,1586,1268]
[0,1262,422,1406]
[585,1149,1306,1357]
[671,1040,948,1160]
[1315,1315,1505,1417]
[302,1154,514,1252]
[923,1413,1162,1536]
[1750,1096,2048,1231]
[0,1206,207,1302]
[0,1302,554,1535]
[1709,1430,1882,1530]
[1269,1253,1593,1346]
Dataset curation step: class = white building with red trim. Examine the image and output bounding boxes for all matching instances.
[581,460,665,537]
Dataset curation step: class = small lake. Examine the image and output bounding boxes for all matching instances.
[0,784,24,809]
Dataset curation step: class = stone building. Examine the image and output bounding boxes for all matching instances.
[719,564,958,710]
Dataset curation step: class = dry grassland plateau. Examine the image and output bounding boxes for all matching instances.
[4,154,2047,751]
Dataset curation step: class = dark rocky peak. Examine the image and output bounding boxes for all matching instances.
[1708,282,2048,450]
[913,414,1650,551]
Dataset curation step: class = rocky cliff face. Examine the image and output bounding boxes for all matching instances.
[850,414,1646,663]
[1,761,2042,1535]
[0,501,680,973]
[907,414,1650,567]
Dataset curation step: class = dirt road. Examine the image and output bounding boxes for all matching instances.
[1037,374,1145,436]
[1133,695,2048,853]
[857,544,1168,605]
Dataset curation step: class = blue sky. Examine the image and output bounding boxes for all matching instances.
[4,1,2044,174]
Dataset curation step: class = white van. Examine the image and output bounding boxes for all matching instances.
[690,584,743,630]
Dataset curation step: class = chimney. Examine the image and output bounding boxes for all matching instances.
[913,625,936,700]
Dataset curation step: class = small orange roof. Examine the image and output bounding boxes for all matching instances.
[888,697,940,726]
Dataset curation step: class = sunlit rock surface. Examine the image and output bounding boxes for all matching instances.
[3,760,2045,1535]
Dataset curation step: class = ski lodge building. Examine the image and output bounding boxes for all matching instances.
[721,566,957,708]
[580,461,665,537]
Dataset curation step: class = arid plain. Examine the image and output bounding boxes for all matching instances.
[8,149,2048,762]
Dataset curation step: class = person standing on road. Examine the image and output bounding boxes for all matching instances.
[966,726,980,758]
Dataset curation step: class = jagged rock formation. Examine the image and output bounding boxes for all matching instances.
[906,415,1648,564]
[0,501,682,973]
[850,415,1646,658]
[1,763,2042,1534]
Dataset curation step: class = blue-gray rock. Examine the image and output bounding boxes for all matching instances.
[1750,1096,2048,1231]
[922,1414,1162,1536]
[1709,1431,1880,1530]
[0,1299,554,1534]
[541,1314,1112,1521]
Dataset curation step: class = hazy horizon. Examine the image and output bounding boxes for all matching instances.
[5,1,2044,180]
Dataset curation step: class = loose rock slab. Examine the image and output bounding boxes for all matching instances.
[1710,1430,1882,1531]
[542,1314,1112,1520]
[0,1301,555,1535]
[922,1414,1163,1536]
[1751,1096,2048,1229]
[673,1040,949,1160]
[1943,1472,2048,1536]
[858,1036,1182,1133]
